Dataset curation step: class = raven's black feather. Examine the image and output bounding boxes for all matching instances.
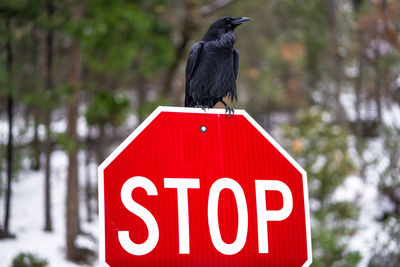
[184,17,250,114]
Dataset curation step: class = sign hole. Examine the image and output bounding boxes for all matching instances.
[200,126,207,133]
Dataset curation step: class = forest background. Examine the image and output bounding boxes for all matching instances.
[0,0,400,266]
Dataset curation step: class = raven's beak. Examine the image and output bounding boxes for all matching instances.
[231,17,251,26]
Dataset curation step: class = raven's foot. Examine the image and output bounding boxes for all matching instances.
[195,104,208,111]
[220,100,234,118]
[225,105,234,118]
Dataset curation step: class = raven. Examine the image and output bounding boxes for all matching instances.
[184,16,250,116]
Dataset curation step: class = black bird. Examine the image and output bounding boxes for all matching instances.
[184,16,250,116]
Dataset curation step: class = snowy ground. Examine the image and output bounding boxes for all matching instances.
[0,150,98,267]
[334,174,381,266]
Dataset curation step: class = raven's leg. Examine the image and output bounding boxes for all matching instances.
[195,102,207,111]
[220,99,234,118]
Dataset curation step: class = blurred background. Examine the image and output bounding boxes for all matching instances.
[0,0,399,266]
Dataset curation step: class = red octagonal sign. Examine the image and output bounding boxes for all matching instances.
[98,106,312,266]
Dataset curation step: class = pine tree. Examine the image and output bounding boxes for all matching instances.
[283,108,361,266]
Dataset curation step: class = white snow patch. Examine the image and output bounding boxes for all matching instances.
[333,134,392,267]
[0,150,98,267]
[341,92,400,128]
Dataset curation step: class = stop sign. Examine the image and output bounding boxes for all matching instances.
[98,106,312,266]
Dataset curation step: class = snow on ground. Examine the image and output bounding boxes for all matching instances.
[0,150,98,267]
[334,174,381,267]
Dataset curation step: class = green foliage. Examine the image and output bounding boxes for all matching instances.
[283,0,331,83]
[0,0,43,21]
[80,0,174,77]
[55,133,77,153]
[21,89,61,110]
[227,0,336,115]
[11,252,48,267]
[137,97,169,122]
[85,91,130,127]
[282,107,361,266]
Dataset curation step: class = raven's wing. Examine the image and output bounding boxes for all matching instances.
[230,48,239,101]
[233,48,239,80]
[184,41,204,107]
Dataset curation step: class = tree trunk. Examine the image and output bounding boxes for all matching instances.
[354,29,364,136]
[66,1,84,261]
[96,124,106,166]
[374,50,382,124]
[44,0,54,232]
[161,0,198,100]
[1,17,15,239]
[137,75,148,122]
[85,142,93,223]
[31,109,41,171]
[327,0,345,124]
[31,28,41,171]
[85,127,93,223]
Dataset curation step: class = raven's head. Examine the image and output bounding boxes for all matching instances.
[202,17,250,43]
